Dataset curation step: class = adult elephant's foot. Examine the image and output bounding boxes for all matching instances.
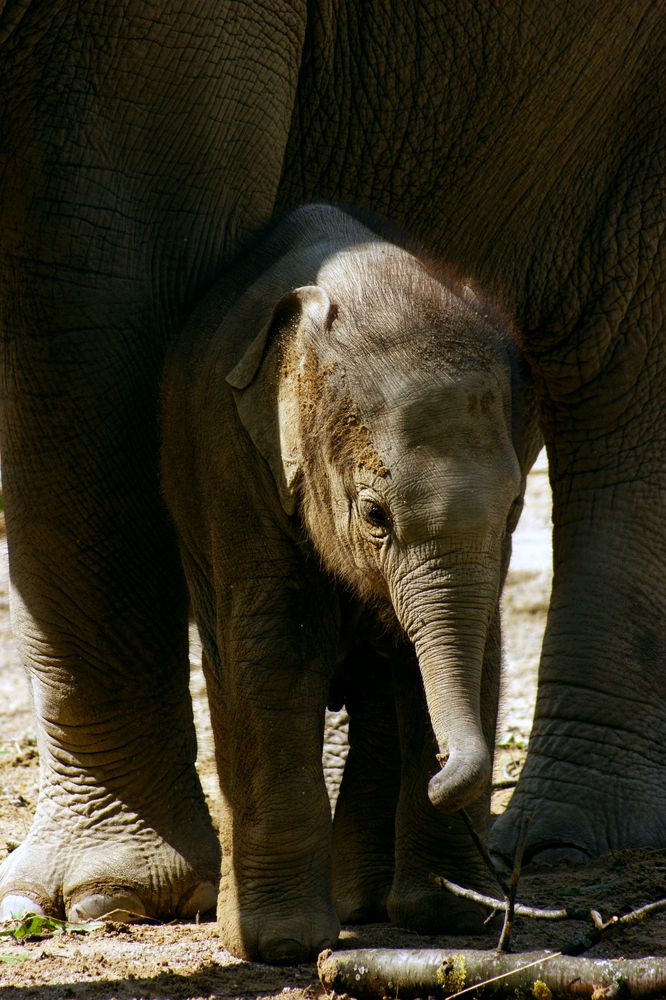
[0,784,220,922]
[495,478,666,867]
[491,718,666,867]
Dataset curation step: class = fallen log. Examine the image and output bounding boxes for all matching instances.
[317,947,666,999]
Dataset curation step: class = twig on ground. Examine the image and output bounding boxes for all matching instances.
[562,898,666,956]
[431,874,588,920]
[491,778,518,791]
[457,807,535,951]
[434,874,666,957]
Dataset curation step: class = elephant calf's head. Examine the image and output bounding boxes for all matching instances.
[225,205,539,812]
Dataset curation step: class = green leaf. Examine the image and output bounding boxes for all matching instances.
[0,913,104,942]
[496,732,528,749]
[0,952,31,964]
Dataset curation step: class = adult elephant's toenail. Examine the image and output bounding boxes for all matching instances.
[68,891,146,922]
[178,880,217,918]
[0,894,47,920]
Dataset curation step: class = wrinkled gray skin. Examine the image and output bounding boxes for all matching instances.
[161,204,540,960]
[0,0,664,967]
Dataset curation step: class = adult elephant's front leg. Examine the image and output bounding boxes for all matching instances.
[203,576,340,964]
[0,337,220,921]
[494,470,666,862]
[494,296,666,861]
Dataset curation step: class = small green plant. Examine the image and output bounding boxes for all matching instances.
[0,952,31,964]
[496,731,528,750]
[0,912,104,942]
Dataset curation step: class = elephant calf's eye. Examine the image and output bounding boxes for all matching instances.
[359,497,391,537]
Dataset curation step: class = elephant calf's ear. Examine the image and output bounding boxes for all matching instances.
[226,285,334,516]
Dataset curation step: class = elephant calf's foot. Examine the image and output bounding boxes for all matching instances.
[218,890,340,964]
[331,804,395,924]
[388,806,497,935]
[387,874,491,936]
[332,865,393,924]
[0,807,220,923]
[334,888,389,925]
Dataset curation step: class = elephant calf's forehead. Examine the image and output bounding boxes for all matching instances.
[343,335,511,432]
[323,246,442,325]
[369,366,509,443]
[330,264,504,378]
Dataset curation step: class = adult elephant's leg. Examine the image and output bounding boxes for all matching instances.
[0,0,310,924]
[494,247,666,862]
[494,477,666,861]
[331,639,401,923]
[0,318,220,920]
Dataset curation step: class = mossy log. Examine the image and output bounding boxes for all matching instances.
[318,947,666,999]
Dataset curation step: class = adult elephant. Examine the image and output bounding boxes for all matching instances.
[0,0,664,964]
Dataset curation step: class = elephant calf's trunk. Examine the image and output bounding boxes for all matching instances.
[427,735,491,813]
[404,583,496,815]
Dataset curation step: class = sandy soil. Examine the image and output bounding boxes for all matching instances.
[1,451,665,999]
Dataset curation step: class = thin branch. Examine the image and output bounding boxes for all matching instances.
[491,778,519,790]
[434,875,666,958]
[496,813,530,952]
[430,874,588,921]
[614,898,666,927]
[99,908,163,925]
[452,808,666,959]
[562,898,666,956]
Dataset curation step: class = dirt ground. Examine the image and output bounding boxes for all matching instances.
[1,450,665,999]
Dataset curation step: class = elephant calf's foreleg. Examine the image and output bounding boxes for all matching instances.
[205,582,340,963]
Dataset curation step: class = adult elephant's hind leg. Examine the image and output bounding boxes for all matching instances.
[0,330,220,923]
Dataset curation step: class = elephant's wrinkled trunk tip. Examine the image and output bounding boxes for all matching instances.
[427,741,491,814]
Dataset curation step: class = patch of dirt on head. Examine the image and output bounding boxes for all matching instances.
[1,452,665,999]
[287,343,389,479]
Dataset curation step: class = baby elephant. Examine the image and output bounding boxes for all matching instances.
[161,204,540,963]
